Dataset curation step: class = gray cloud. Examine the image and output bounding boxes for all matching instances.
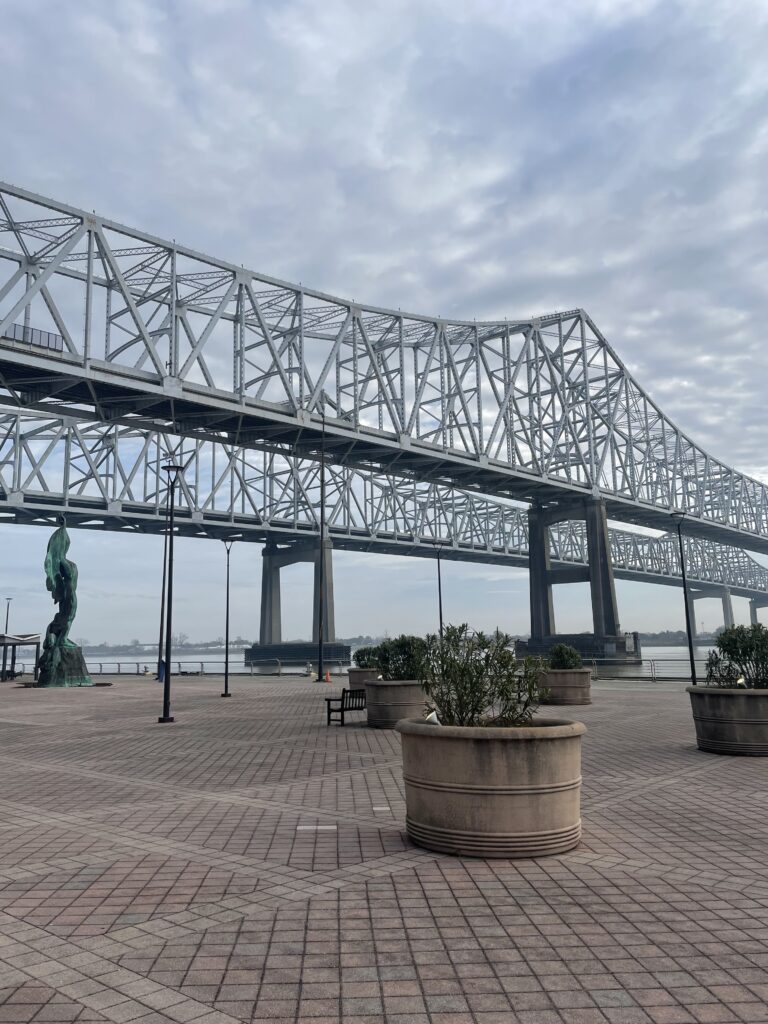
[1,0,766,641]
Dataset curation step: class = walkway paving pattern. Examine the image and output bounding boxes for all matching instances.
[0,677,767,1024]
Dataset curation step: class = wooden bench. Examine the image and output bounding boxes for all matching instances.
[325,687,366,726]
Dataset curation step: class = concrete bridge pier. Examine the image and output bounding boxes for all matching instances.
[686,589,699,639]
[584,497,621,639]
[259,538,335,646]
[750,597,768,626]
[688,584,738,635]
[722,587,735,630]
[528,497,628,662]
[259,544,283,645]
[312,536,335,644]
[528,506,556,639]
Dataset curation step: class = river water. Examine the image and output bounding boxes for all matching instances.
[14,643,712,679]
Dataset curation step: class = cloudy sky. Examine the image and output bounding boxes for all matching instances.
[2,0,768,647]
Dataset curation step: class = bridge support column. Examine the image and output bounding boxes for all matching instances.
[312,536,335,643]
[259,544,283,645]
[528,506,555,639]
[686,590,699,639]
[749,597,768,627]
[584,498,620,638]
[258,538,335,646]
[721,587,735,629]
[527,497,622,657]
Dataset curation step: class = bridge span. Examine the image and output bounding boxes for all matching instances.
[1,181,767,655]
[0,181,767,563]
[1,411,766,644]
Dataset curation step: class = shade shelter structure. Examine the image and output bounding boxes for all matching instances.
[0,634,41,682]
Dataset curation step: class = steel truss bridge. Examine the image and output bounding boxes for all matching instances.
[0,182,767,559]
[2,410,767,605]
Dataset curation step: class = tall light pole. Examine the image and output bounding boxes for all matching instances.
[156,509,169,680]
[4,597,11,635]
[672,512,697,686]
[316,410,326,682]
[159,463,183,723]
[423,539,450,635]
[221,536,240,698]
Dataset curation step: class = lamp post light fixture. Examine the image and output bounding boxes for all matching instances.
[222,536,241,698]
[159,463,183,723]
[671,511,697,686]
[4,597,11,635]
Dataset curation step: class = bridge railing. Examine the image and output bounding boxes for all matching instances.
[6,656,709,683]
[3,322,64,352]
[592,658,709,681]
[6,659,261,677]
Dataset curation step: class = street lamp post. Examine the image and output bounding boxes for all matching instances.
[316,410,326,682]
[221,537,239,698]
[4,597,11,635]
[159,464,183,723]
[156,511,169,680]
[423,539,449,635]
[672,512,697,686]
[436,547,444,637]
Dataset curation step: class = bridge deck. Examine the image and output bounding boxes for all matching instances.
[1,179,767,552]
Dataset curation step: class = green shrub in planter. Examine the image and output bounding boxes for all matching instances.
[374,635,426,681]
[705,624,768,687]
[352,645,378,670]
[548,643,582,670]
[420,623,545,727]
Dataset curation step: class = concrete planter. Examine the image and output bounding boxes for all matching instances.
[687,686,768,755]
[365,679,426,729]
[396,717,586,858]
[348,667,379,687]
[540,668,592,705]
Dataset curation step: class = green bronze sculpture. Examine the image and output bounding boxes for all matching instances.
[38,523,92,687]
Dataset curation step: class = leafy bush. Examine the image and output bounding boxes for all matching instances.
[375,635,427,680]
[704,650,741,687]
[705,624,768,688]
[352,645,378,669]
[548,643,583,670]
[420,623,545,727]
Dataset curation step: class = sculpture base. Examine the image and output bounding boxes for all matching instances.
[37,645,93,688]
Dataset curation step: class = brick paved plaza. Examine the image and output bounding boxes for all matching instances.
[0,676,767,1024]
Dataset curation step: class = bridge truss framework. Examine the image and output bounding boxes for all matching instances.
[1,181,767,651]
[0,181,766,557]
[1,409,766,644]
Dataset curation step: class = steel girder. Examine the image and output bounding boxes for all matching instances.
[1,409,766,600]
[0,181,766,551]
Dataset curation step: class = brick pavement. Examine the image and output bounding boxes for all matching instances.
[0,675,767,1024]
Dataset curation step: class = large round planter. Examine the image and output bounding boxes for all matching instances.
[540,668,592,705]
[396,718,586,858]
[365,679,425,729]
[348,667,379,687]
[687,686,768,755]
